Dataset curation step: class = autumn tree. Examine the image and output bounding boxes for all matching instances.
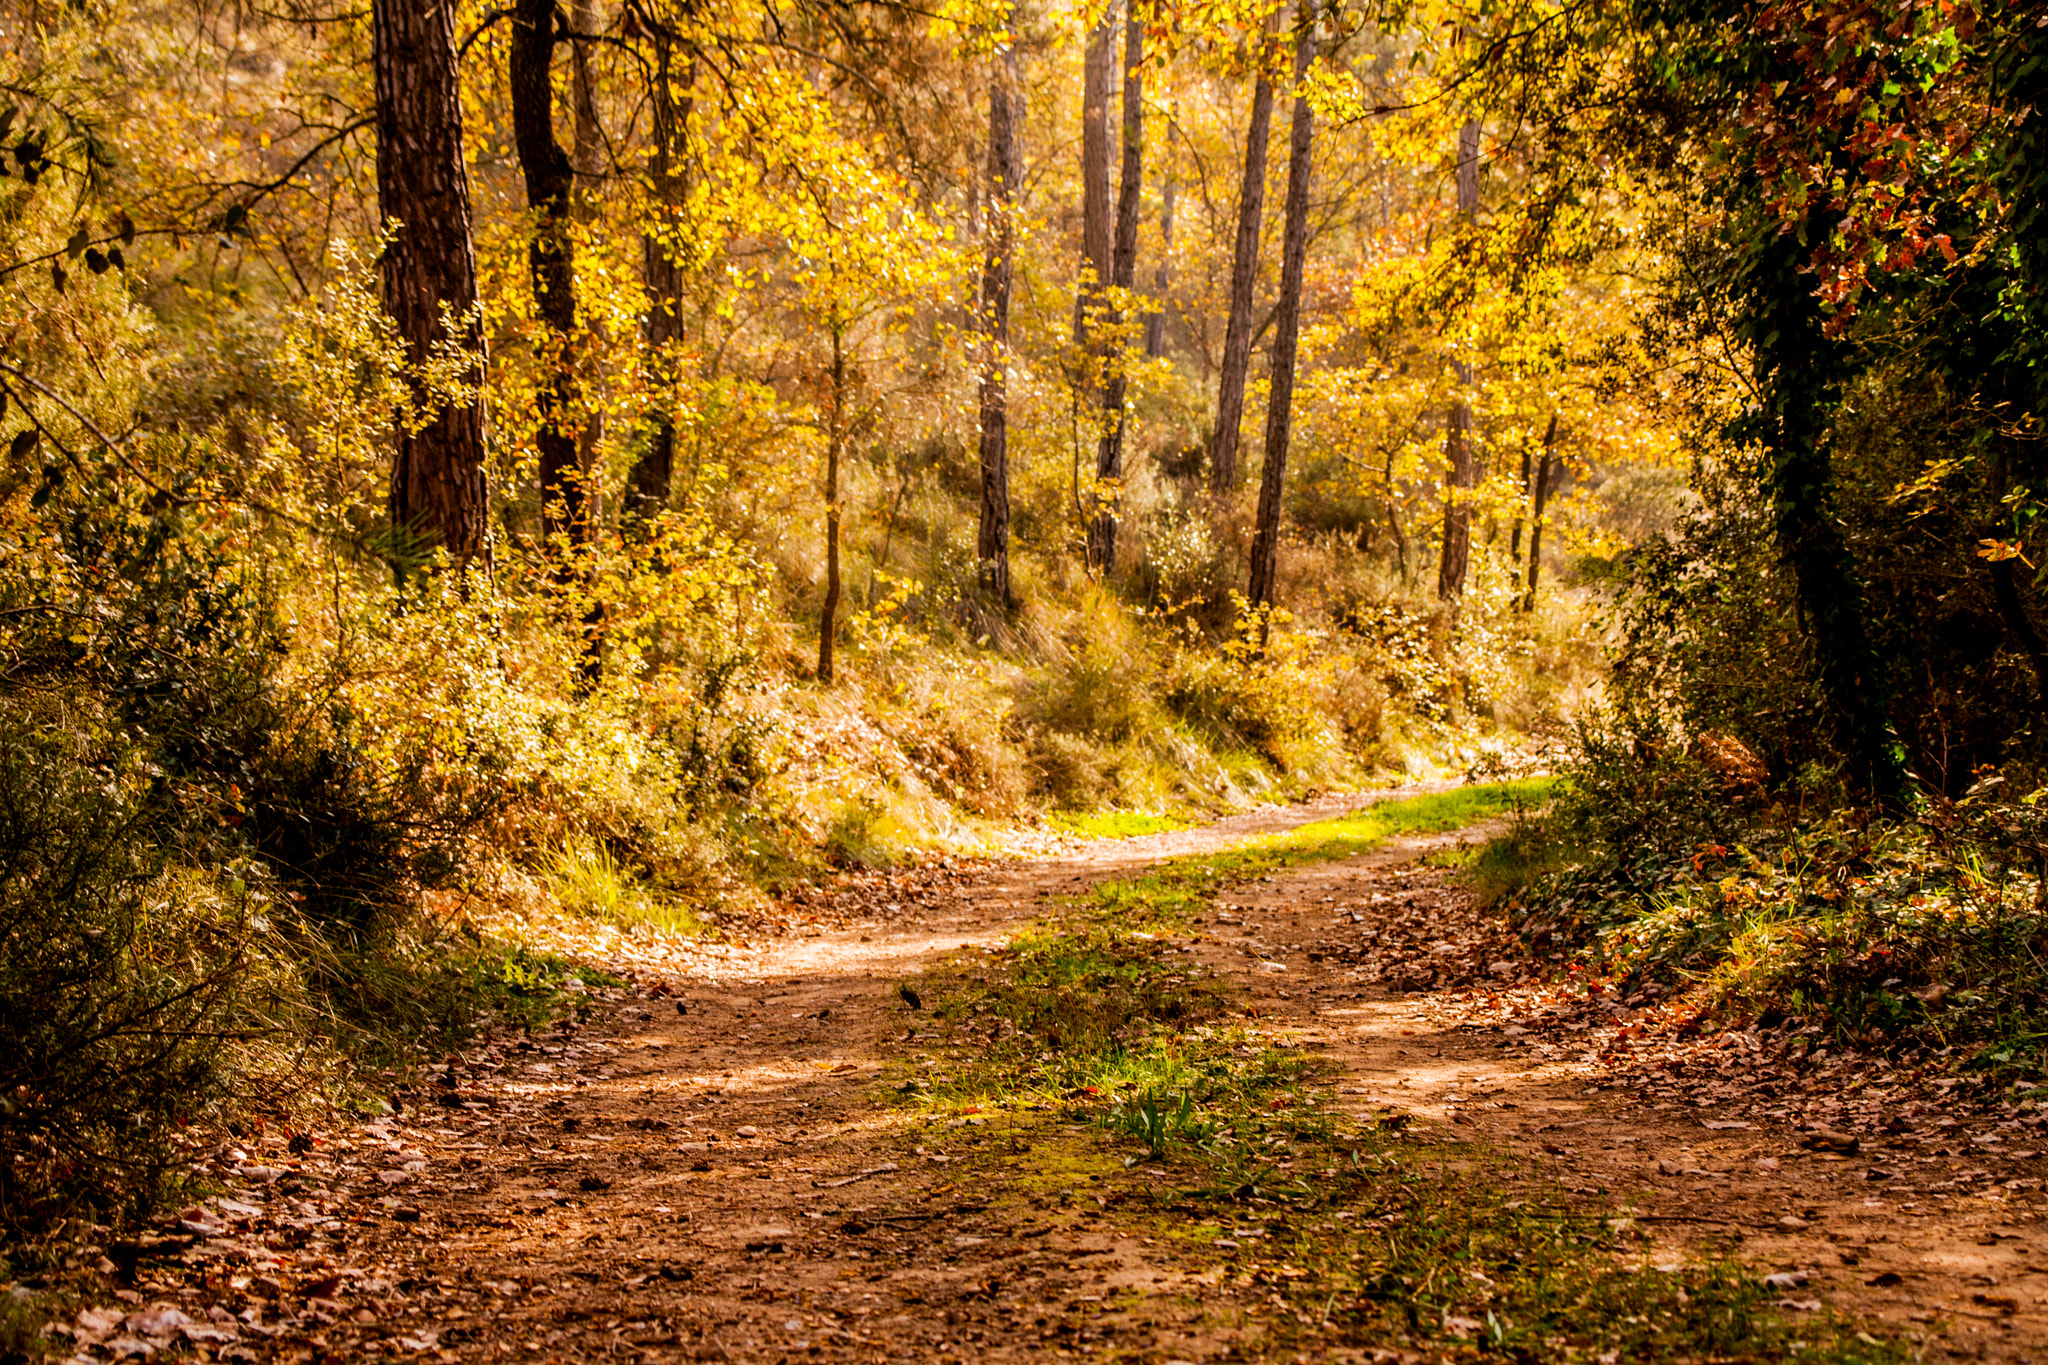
[977,38,1022,609]
[628,1,694,525]
[1208,17,1278,495]
[1434,119,1479,603]
[1088,0,1144,572]
[1245,17,1314,618]
[374,0,489,571]
[510,0,593,564]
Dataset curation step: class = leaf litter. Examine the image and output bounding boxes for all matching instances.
[33,790,2046,1363]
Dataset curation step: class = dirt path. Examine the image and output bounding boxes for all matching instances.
[56,789,2047,1364]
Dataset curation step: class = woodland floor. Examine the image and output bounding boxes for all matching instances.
[52,789,2048,1364]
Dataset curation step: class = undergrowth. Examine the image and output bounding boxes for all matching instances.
[1490,731,2048,1086]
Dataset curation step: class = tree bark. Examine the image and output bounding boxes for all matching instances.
[818,326,846,683]
[1245,22,1313,620]
[1074,2,1114,346]
[1088,0,1143,573]
[976,44,1020,610]
[1144,121,1174,359]
[1208,53,1275,496]
[374,0,489,573]
[630,27,691,525]
[569,0,607,526]
[511,0,587,559]
[1509,421,1536,562]
[1752,223,1904,801]
[1521,413,1558,612]
[1436,118,1481,602]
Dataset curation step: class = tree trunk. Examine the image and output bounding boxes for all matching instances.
[631,30,690,525]
[1509,422,1535,562]
[1245,22,1313,620]
[1088,0,1143,573]
[1208,53,1275,496]
[976,45,1020,610]
[1144,121,1175,359]
[1074,2,1114,346]
[1753,225,1904,801]
[1522,414,1558,612]
[1436,119,1481,602]
[374,0,489,573]
[569,0,607,527]
[818,326,846,684]
[511,0,586,557]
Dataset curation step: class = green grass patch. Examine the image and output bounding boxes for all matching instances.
[1074,777,1557,933]
[1182,1139,1907,1364]
[544,840,707,936]
[1047,809,1191,839]
[900,928,1237,1105]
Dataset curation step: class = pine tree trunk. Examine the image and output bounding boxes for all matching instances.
[1245,23,1313,619]
[1089,1,1143,573]
[374,0,490,573]
[976,45,1020,611]
[1436,118,1481,602]
[511,0,586,557]
[1208,58,1275,495]
[631,30,690,525]
[819,326,846,684]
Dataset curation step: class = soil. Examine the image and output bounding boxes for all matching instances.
[53,788,2048,1364]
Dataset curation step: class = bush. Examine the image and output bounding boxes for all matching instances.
[0,486,521,1239]
[1160,605,1340,773]
[0,710,272,1232]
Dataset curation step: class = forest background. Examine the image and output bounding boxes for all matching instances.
[2,0,2046,1259]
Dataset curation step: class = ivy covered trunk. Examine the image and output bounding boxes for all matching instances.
[1749,226,1903,802]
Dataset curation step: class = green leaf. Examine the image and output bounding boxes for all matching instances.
[8,428,37,461]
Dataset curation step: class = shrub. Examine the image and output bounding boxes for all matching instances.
[0,707,278,1232]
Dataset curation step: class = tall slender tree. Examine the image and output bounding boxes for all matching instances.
[511,0,589,561]
[374,0,489,572]
[976,41,1021,610]
[1074,1,1115,346]
[1245,19,1314,618]
[629,17,691,524]
[1144,120,1175,360]
[1521,412,1558,611]
[1088,0,1143,572]
[1208,27,1277,495]
[819,323,847,683]
[569,0,608,527]
[1435,119,1481,602]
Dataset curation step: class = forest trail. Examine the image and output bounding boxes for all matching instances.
[67,790,2046,1364]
